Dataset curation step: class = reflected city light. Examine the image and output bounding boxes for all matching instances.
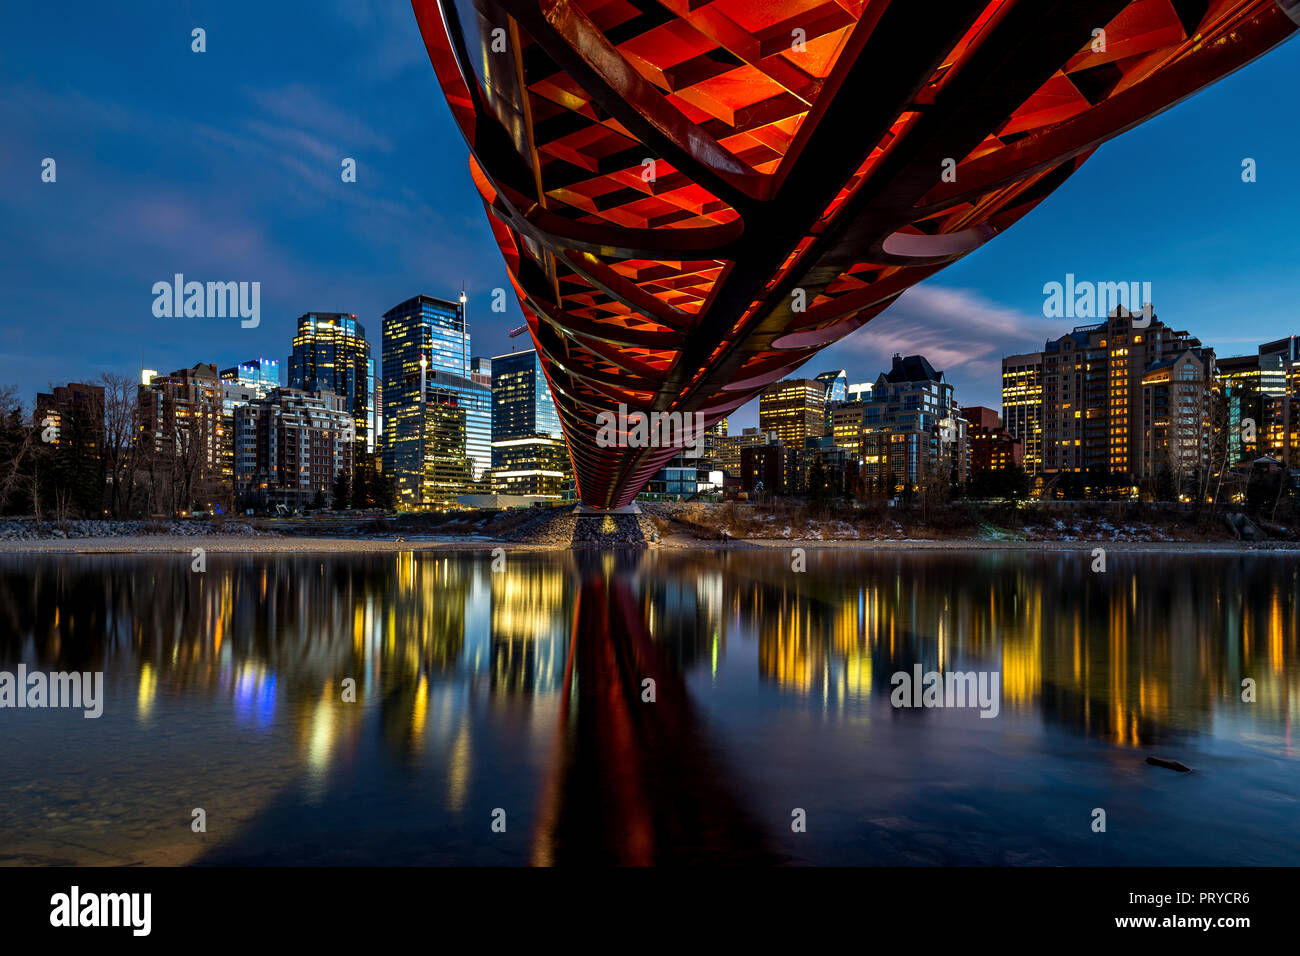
[1,549,1296,865]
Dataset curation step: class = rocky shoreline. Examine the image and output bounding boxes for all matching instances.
[500,508,659,546]
[1,511,1297,553]
[0,518,271,540]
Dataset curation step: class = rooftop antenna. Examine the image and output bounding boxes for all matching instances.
[460,283,468,377]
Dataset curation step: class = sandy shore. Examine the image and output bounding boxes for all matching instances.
[0,534,1297,554]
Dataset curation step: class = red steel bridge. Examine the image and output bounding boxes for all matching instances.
[413,0,1298,508]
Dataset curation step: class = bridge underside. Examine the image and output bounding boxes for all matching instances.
[414,0,1298,508]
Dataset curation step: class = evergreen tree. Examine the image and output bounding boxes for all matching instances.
[807,456,827,500]
[332,471,351,510]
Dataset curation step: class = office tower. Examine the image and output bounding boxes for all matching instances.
[814,369,849,434]
[846,382,873,402]
[759,378,828,448]
[714,426,771,479]
[1001,352,1043,474]
[219,358,280,400]
[489,349,569,498]
[470,356,492,388]
[1258,336,1298,457]
[1280,360,1300,465]
[234,389,355,511]
[698,419,728,470]
[287,314,375,452]
[815,370,848,404]
[382,295,488,506]
[830,400,865,455]
[1216,354,1266,465]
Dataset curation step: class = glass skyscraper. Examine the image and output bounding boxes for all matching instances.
[219,358,280,399]
[382,294,490,506]
[286,313,376,452]
[815,369,848,404]
[491,349,562,447]
[489,349,569,498]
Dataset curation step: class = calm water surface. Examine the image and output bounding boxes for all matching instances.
[1,549,1297,866]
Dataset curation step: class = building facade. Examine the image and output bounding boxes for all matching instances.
[287,314,375,452]
[234,389,355,510]
[489,349,569,499]
[857,354,966,492]
[965,406,1024,476]
[1001,352,1043,474]
[382,295,489,506]
[35,383,105,450]
[219,358,280,400]
[137,364,226,511]
[1139,350,1215,486]
[741,443,788,496]
[759,378,827,448]
[1002,308,1216,489]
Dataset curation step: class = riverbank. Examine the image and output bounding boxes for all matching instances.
[1,534,1298,554]
[1,499,1297,552]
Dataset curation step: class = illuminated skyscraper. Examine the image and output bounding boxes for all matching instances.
[382,294,490,506]
[815,370,848,404]
[759,379,827,448]
[1001,353,1044,474]
[489,349,569,498]
[287,314,375,452]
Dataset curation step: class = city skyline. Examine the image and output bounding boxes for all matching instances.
[2,0,1299,897]
[4,3,1300,431]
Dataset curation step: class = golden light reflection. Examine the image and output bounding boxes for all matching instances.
[9,548,1296,810]
[448,719,471,813]
[137,662,156,721]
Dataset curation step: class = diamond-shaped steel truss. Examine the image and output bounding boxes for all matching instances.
[413,0,1298,508]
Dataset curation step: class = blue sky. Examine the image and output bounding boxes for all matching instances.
[2,2,1298,429]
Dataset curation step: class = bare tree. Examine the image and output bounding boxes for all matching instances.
[0,386,36,513]
[98,372,139,517]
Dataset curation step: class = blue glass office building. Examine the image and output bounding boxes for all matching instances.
[489,349,569,498]
[382,294,490,505]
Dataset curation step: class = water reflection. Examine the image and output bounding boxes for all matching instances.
[0,549,1296,865]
